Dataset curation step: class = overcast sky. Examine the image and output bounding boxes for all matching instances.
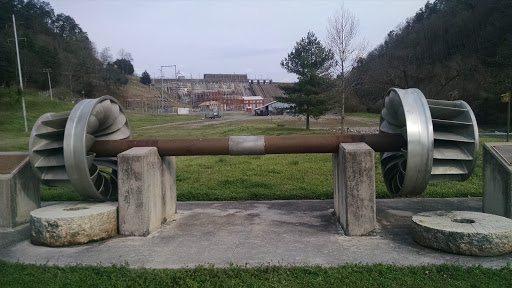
[48,0,427,82]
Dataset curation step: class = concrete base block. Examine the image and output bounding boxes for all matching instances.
[483,143,512,218]
[333,143,376,236]
[0,224,31,249]
[0,152,40,228]
[161,156,177,222]
[30,202,118,247]
[118,147,176,236]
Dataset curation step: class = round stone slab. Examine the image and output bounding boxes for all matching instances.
[30,202,118,247]
[412,211,512,256]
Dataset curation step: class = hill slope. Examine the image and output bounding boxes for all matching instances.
[350,0,512,124]
[116,76,188,109]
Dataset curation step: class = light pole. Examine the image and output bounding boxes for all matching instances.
[12,14,27,132]
[43,68,53,100]
[160,65,176,114]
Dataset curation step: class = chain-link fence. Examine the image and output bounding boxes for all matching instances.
[124,98,188,114]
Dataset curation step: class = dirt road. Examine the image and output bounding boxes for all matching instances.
[139,112,380,132]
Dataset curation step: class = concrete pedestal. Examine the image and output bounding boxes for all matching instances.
[161,156,177,222]
[333,143,376,236]
[483,143,512,218]
[0,152,40,228]
[118,147,176,236]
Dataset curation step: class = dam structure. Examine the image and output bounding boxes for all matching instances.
[153,73,286,111]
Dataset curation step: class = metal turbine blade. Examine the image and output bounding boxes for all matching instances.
[29,111,70,187]
[379,89,478,196]
[64,96,130,201]
[29,96,130,201]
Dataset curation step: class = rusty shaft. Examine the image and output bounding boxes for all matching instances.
[90,133,405,157]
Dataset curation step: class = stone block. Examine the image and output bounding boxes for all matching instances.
[483,143,512,218]
[412,211,512,256]
[30,202,118,247]
[333,143,376,236]
[0,152,40,228]
[118,147,176,236]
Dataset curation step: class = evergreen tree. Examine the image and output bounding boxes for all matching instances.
[277,31,334,130]
[140,70,151,85]
[113,58,134,75]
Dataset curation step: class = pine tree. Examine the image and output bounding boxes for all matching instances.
[140,70,151,85]
[277,31,334,130]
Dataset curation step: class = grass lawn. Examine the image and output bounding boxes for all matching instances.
[1,261,511,288]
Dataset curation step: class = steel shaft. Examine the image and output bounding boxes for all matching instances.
[89,133,406,157]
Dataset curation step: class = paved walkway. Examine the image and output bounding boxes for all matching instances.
[1,198,511,268]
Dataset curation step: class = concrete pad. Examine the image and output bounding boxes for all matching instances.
[0,152,40,228]
[1,198,512,268]
[30,202,118,247]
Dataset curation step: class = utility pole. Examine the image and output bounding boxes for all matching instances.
[190,73,195,108]
[13,14,27,132]
[43,68,53,100]
[502,92,511,142]
[160,68,164,114]
[160,65,176,114]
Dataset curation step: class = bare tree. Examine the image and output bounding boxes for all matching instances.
[117,48,133,61]
[326,5,368,133]
[99,47,113,67]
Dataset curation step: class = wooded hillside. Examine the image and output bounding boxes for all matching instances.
[0,0,133,99]
[350,0,512,124]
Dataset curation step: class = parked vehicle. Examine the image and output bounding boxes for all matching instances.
[205,110,222,119]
